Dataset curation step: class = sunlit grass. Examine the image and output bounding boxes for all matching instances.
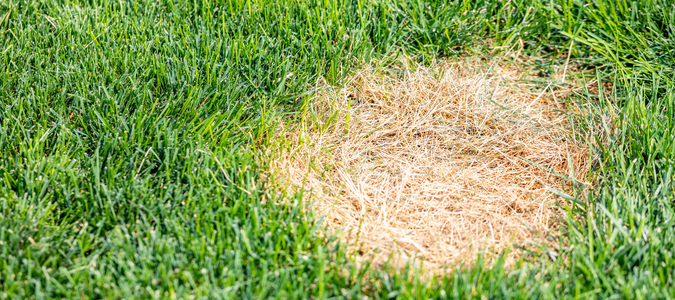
[0,0,673,298]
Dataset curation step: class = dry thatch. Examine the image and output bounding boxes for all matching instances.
[272,57,593,270]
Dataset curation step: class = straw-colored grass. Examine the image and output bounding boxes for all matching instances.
[273,57,592,269]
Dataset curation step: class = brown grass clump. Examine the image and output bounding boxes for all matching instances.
[272,57,592,270]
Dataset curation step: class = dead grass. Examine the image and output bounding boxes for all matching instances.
[272,56,594,270]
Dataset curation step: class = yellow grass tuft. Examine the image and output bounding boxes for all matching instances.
[272,57,593,270]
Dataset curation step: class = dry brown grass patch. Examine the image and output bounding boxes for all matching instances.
[272,57,592,270]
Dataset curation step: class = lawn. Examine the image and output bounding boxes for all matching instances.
[0,0,673,299]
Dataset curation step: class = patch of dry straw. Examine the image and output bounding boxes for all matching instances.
[273,57,592,270]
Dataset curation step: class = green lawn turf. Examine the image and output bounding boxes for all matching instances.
[0,0,673,298]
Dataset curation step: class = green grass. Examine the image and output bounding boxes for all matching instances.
[0,0,673,298]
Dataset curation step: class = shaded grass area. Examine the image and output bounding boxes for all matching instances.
[0,0,673,299]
